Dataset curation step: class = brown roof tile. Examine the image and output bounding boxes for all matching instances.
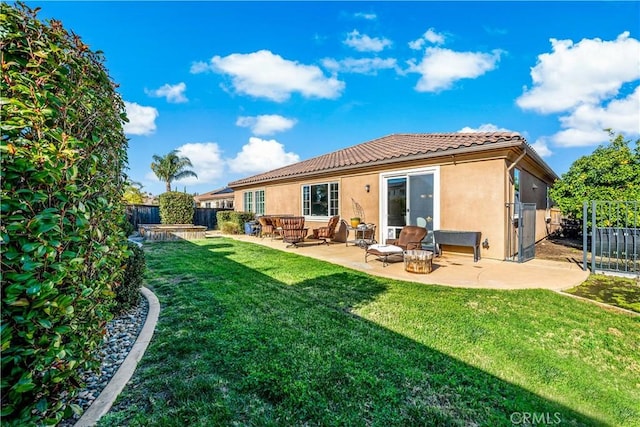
[228,132,529,187]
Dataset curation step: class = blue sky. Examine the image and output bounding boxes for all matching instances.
[28,1,640,196]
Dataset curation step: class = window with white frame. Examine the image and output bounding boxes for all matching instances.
[302,182,339,218]
[255,190,265,215]
[243,191,253,212]
[244,190,265,215]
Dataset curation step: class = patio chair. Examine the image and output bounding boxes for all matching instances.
[280,216,308,248]
[365,225,427,266]
[257,216,275,239]
[386,225,427,250]
[310,215,340,245]
[271,216,285,240]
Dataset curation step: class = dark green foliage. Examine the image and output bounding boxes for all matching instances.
[115,242,145,313]
[1,3,129,424]
[550,132,640,221]
[158,191,194,224]
[216,210,254,231]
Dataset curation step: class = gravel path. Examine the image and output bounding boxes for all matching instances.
[60,296,149,426]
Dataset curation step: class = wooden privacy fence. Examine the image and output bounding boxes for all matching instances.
[126,205,232,230]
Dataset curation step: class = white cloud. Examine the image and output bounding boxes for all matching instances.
[175,142,225,185]
[409,28,446,50]
[236,114,297,136]
[517,32,640,114]
[458,123,512,133]
[344,30,392,52]
[550,85,640,147]
[145,82,188,103]
[354,12,377,20]
[190,61,210,74]
[227,137,300,174]
[202,50,344,102]
[123,101,158,135]
[530,138,553,158]
[321,57,399,75]
[408,47,503,92]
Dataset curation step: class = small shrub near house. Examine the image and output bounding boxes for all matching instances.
[159,191,194,224]
[217,211,254,233]
[1,3,130,425]
[220,221,242,234]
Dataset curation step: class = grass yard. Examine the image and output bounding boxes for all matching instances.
[100,238,639,426]
[564,274,640,313]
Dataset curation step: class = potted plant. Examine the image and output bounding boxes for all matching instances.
[350,197,365,228]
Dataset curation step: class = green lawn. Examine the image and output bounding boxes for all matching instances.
[564,274,640,313]
[100,238,640,426]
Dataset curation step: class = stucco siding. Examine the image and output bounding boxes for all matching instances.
[440,159,506,259]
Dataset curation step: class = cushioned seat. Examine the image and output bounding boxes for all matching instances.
[386,225,427,251]
[280,216,308,248]
[257,216,275,239]
[364,244,404,266]
[310,215,340,245]
[365,226,427,266]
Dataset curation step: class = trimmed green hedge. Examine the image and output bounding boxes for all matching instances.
[216,211,255,233]
[159,191,194,224]
[1,3,130,424]
[115,242,146,314]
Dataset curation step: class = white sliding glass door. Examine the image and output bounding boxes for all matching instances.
[380,167,439,243]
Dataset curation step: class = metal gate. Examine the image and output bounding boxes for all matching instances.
[583,201,639,275]
[506,203,536,262]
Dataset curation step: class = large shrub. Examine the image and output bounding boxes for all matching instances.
[1,3,130,424]
[115,242,145,313]
[550,132,640,222]
[159,191,194,224]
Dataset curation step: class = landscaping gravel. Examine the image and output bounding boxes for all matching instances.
[59,295,148,426]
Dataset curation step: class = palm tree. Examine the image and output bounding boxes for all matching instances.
[150,150,198,192]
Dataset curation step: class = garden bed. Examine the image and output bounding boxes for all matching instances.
[138,224,207,241]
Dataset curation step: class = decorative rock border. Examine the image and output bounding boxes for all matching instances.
[74,287,160,426]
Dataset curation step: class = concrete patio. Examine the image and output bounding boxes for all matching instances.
[218,233,590,291]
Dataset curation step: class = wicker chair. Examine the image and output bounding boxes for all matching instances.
[310,215,340,245]
[257,216,275,239]
[271,216,285,240]
[280,216,308,248]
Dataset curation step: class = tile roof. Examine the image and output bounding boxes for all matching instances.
[193,186,234,201]
[228,132,535,187]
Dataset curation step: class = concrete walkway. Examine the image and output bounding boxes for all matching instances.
[223,233,590,291]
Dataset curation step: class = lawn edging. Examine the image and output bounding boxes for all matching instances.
[75,287,160,426]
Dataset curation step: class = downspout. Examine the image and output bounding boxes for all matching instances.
[505,148,527,260]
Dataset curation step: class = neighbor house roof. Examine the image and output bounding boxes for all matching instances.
[228,132,556,187]
[193,187,234,202]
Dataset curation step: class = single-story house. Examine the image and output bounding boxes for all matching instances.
[228,132,559,261]
[194,187,235,209]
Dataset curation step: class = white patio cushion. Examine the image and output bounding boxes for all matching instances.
[366,244,403,254]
